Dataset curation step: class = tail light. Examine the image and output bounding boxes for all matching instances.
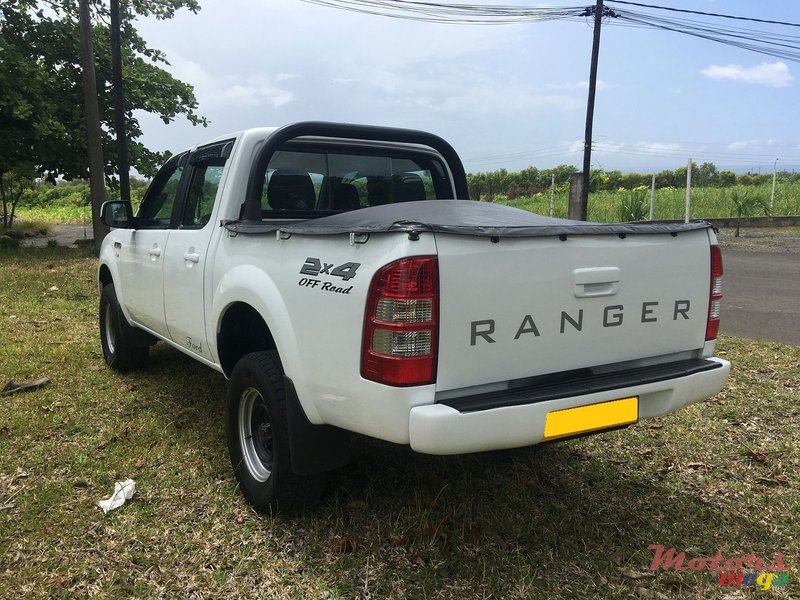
[706,245,723,341]
[362,257,439,386]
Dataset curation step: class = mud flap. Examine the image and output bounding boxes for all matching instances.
[284,377,351,475]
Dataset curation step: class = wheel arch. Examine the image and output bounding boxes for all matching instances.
[99,263,113,290]
[217,302,277,377]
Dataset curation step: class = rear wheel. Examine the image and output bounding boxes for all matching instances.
[225,351,327,513]
[99,283,149,372]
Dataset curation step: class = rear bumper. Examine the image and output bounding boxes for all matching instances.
[408,357,730,455]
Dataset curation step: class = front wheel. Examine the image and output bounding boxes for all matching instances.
[225,351,327,513]
[99,283,149,372]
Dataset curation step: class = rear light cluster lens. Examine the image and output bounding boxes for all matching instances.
[706,245,723,341]
[362,257,439,386]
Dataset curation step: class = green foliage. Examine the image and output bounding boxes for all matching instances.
[469,161,800,199]
[0,168,35,227]
[729,188,771,237]
[494,181,800,223]
[0,1,206,185]
[467,164,576,200]
[618,188,648,222]
[15,178,146,223]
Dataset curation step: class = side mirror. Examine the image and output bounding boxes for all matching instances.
[101,201,134,228]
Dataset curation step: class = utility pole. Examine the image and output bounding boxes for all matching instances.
[771,157,779,211]
[580,0,605,222]
[111,0,130,203]
[78,0,108,253]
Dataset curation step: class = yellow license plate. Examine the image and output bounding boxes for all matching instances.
[543,397,638,441]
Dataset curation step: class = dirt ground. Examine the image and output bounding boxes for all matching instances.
[20,223,94,248]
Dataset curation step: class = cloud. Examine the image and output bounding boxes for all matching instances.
[726,140,759,151]
[595,141,623,153]
[164,51,298,108]
[700,62,793,87]
[635,142,681,154]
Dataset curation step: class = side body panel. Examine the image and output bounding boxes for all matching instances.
[119,229,170,337]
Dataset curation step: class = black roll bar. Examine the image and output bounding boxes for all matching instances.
[243,121,469,221]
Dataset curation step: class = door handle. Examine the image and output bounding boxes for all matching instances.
[183,252,200,263]
[573,267,621,298]
[149,247,162,257]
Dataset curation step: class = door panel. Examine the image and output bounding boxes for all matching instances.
[163,153,229,360]
[120,230,170,336]
[119,153,187,337]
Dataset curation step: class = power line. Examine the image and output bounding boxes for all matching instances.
[607,1,800,29]
[299,1,586,24]
[300,1,800,62]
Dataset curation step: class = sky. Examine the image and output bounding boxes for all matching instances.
[133,0,800,174]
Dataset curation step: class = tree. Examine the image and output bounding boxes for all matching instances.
[1,167,34,228]
[694,162,718,187]
[718,170,736,187]
[729,189,770,237]
[0,1,206,197]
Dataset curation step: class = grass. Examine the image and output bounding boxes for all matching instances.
[12,182,800,225]
[497,182,800,223]
[15,204,94,225]
[1,247,798,598]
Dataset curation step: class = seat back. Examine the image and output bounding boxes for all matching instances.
[393,173,427,202]
[267,170,316,210]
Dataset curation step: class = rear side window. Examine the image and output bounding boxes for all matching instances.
[259,148,452,217]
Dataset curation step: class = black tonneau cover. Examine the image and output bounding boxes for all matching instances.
[223,200,712,238]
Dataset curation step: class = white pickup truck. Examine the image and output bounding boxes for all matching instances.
[98,122,730,512]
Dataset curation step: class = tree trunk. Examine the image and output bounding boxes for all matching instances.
[1,173,8,228]
[78,0,109,254]
[9,184,24,228]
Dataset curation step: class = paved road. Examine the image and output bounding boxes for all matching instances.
[721,248,800,346]
[22,223,93,248]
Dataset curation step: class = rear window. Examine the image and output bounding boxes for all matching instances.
[259,147,452,217]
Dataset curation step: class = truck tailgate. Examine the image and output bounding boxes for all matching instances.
[435,230,711,392]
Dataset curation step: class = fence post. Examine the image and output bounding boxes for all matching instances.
[568,173,584,220]
[550,174,555,217]
[649,173,655,221]
[684,158,692,223]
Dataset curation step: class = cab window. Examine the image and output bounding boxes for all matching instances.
[137,154,186,228]
[258,147,452,218]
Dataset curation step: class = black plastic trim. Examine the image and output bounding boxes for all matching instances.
[243,121,469,220]
[284,376,351,475]
[440,358,723,413]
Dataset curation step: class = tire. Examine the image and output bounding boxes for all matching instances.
[225,351,327,514]
[99,283,149,372]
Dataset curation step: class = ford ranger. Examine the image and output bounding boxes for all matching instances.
[97,122,731,512]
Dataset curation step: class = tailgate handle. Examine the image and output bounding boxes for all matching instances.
[574,267,620,298]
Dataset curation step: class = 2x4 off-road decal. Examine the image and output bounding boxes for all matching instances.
[300,258,361,281]
[298,257,361,295]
